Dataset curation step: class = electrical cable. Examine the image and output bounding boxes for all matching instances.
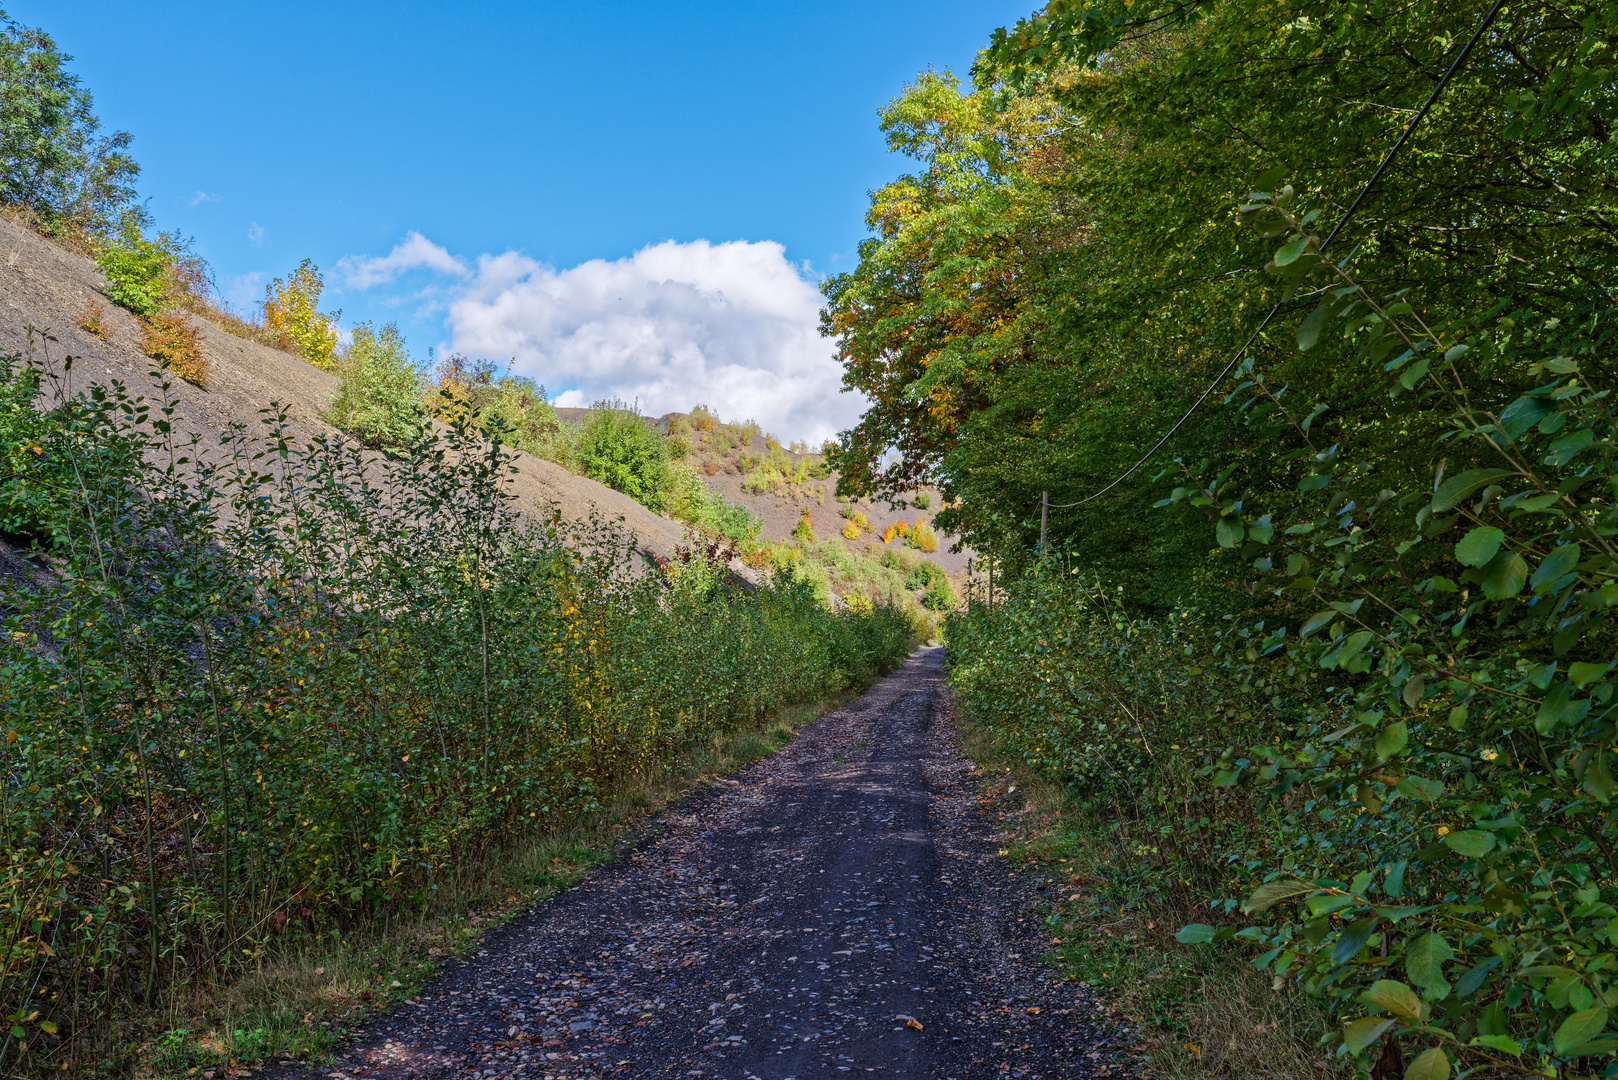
[1042,0,1508,511]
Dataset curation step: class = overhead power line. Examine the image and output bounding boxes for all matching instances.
[1042,0,1508,514]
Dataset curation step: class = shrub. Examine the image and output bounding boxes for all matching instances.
[323,322,424,447]
[0,358,64,541]
[430,355,572,466]
[921,576,956,611]
[882,524,897,543]
[841,520,860,540]
[690,403,718,432]
[894,519,910,539]
[808,456,832,480]
[904,561,947,591]
[662,462,761,545]
[0,13,139,231]
[851,510,868,528]
[94,212,170,317]
[137,308,207,386]
[793,513,815,544]
[576,399,669,504]
[911,519,938,553]
[77,298,105,339]
[262,258,340,369]
[913,491,931,510]
[667,434,689,460]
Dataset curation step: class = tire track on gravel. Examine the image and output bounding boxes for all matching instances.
[269,647,1133,1080]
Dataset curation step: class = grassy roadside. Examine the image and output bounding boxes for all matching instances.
[952,713,1346,1080]
[132,692,861,1079]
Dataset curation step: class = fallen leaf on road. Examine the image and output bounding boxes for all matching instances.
[907,1018,923,1030]
[1027,1007,1040,1015]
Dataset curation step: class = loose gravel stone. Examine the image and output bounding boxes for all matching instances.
[264,648,1132,1080]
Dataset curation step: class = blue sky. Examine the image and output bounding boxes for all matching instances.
[20,1,1032,441]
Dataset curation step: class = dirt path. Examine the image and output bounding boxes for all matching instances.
[280,649,1131,1080]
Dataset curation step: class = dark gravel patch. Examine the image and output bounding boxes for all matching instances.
[267,648,1133,1080]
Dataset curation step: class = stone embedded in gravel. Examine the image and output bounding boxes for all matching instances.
[260,649,1133,1079]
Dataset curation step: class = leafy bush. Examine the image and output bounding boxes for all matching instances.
[662,462,761,545]
[0,356,914,1066]
[76,299,105,339]
[793,513,815,544]
[904,562,946,591]
[430,355,572,466]
[0,13,139,231]
[94,212,171,317]
[841,520,860,540]
[324,322,424,447]
[576,399,669,503]
[911,520,938,553]
[0,358,65,541]
[262,258,340,369]
[914,491,931,510]
[136,308,207,386]
[921,576,956,611]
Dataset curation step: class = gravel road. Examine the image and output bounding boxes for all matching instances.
[278,648,1132,1080]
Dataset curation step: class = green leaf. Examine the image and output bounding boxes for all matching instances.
[1564,1038,1618,1055]
[1553,1006,1609,1056]
[1584,748,1614,804]
[1499,396,1553,439]
[1404,1047,1450,1080]
[1344,1016,1395,1056]
[1363,979,1423,1019]
[1333,916,1377,965]
[1467,1033,1521,1055]
[1399,356,1431,389]
[1405,932,1454,999]
[1396,775,1444,802]
[1442,830,1496,858]
[1535,679,1591,735]
[1385,860,1408,898]
[1243,878,1316,915]
[1479,551,1528,600]
[1531,543,1581,592]
[1569,661,1609,689]
[1453,956,1502,998]
[1175,923,1216,944]
[1273,235,1309,266]
[1401,674,1426,708]
[1297,296,1336,351]
[1216,515,1244,548]
[1454,527,1505,567]
[1376,722,1410,760]
[1299,610,1335,637]
[1431,469,1514,512]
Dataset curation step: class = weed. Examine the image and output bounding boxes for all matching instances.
[77,298,106,339]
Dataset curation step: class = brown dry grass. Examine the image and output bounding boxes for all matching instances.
[952,714,1342,1080]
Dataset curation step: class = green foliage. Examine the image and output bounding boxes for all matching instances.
[430,355,573,467]
[904,561,947,591]
[262,258,340,369]
[662,461,761,546]
[742,443,795,494]
[0,355,69,541]
[921,576,956,611]
[793,514,815,544]
[0,357,913,1067]
[94,210,171,317]
[0,11,138,231]
[913,491,931,510]
[576,399,669,504]
[323,322,425,448]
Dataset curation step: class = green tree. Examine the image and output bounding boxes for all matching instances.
[0,10,139,231]
[324,322,425,448]
[576,399,669,505]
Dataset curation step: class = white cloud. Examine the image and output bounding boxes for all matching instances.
[225,271,262,314]
[338,231,469,290]
[190,190,220,206]
[442,239,860,445]
[247,221,264,247]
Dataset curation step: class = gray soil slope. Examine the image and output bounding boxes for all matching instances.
[266,650,1131,1080]
[0,215,703,566]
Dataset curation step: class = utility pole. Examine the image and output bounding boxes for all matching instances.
[1040,490,1049,556]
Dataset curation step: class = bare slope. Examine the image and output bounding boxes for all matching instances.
[0,215,699,565]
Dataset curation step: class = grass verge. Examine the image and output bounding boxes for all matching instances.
[132,693,858,1078]
[953,712,1346,1080]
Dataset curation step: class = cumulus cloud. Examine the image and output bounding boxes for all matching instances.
[443,239,860,445]
[338,231,469,290]
[190,190,220,206]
